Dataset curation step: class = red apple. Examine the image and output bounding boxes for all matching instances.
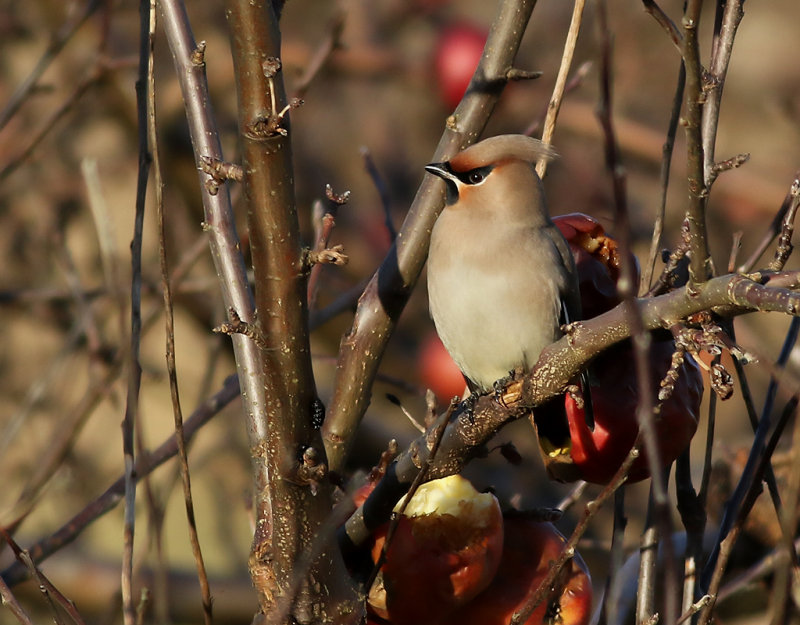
[433,23,487,110]
[367,475,504,625]
[441,515,593,625]
[419,331,467,402]
[532,214,703,483]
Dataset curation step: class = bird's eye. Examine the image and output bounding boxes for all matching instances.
[468,171,484,184]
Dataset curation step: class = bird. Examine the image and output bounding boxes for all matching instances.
[425,134,582,398]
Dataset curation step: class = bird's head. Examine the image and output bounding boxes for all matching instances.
[425,135,556,222]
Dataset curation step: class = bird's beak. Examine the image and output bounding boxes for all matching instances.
[425,162,458,184]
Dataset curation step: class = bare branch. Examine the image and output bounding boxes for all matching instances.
[159,0,263,437]
[151,6,213,618]
[701,0,745,185]
[536,0,586,178]
[0,0,103,130]
[769,178,800,272]
[121,2,154,620]
[1,375,240,587]
[224,0,359,619]
[682,0,713,286]
[641,0,682,53]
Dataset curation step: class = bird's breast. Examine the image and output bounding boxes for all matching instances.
[427,219,564,391]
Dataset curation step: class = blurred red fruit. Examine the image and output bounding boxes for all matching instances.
[533,214,703,483]
[419,331,466,402]
[442,515,593,625]
[433,23,487,109]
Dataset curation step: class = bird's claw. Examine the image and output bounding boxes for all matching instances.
[492,370,518,408]
[462,392,480,424]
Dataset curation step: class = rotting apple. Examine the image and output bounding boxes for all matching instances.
[367,474,503,625]
[531,213,703,484]
[441,514,592,625]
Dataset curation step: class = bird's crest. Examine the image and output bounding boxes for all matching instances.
[449,135,557,172]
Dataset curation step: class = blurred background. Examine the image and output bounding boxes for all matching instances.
[1,0,799,622]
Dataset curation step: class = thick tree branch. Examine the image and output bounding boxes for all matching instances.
[224,0,359,621]
[342,271,800,549]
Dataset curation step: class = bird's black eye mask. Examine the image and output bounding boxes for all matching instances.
[442,164,495,205]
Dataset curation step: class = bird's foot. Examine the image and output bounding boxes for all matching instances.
[492,370,519,408]
[462,392,480,424]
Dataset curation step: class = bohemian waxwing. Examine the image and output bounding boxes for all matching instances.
[425,134,581,394]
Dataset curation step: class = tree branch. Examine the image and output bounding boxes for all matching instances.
[224,0,359,620]
[682,0,713,286]
[342,271,800,550]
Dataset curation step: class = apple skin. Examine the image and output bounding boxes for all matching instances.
[419,331,467,403]
[558,338,703,484]
[533,214,703,484]
[441,516,592,625]
[433,23,487,110]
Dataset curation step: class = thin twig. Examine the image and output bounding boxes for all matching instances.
[150,2,213,621]
[292,12,345,99]
[726,324,790,537]
[697,394,799,625]
[0,63,106,182]
[682,0,713,286]
[604,489,627,625]
[535,0,586,178]
[636,488,659,625]
[1,374,240,587]
[718,536,800,603]
[771,390,800,625]
[676,449,705,617]
[511,441,642,625]
[0,0,103,130]
[524,61,592,137]
[366,402,454,591]
[768,178,800,272]
[701,0,745,186]
[0,529,87,625]
[361,147,397,241]
[740,175,800,272]
[596,5,678,622]
[0,575,34,625]
[556,481,588,512]
[120,2,152,622]
[159,0,264,506]
[642,61,685,292]
[701,318,800,591]
[641,0,683,53]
